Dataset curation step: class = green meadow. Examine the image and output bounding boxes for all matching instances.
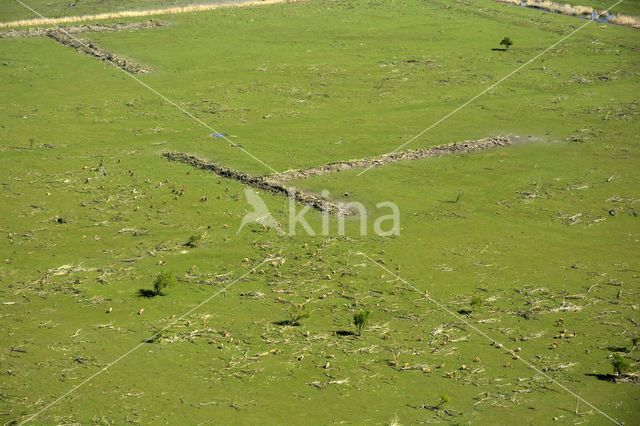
[0,0,638,424]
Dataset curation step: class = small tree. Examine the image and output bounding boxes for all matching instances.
[611,353,630,376]
[353,310,371,336]
[500,37,513,50]
[153,271,174,296]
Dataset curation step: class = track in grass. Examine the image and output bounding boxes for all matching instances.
[164,136,522,214]
[0,19,164,38]
[0,19,163,73]
[269,136,520,183]
[163,151,353,215]
[45,29,152,74]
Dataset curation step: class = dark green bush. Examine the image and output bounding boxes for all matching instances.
[611,353,630,376]
[153,271,175,296]
[353,310,371,336]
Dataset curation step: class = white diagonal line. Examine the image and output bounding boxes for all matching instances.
[18,256,272,425]
[13,0,279,174]
[357,0,625,177]
[356,251,622,425]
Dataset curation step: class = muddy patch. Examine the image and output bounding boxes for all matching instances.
[270,136,513,183]
[46,29,151,74]
[0,20,164,39]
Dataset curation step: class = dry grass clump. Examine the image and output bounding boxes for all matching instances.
[0,0,301,28]
[495,0,640,29]
[541,1,593,16]
[496,0,592,16]
[609,13,640,29]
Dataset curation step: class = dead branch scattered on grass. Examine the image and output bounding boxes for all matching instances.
[0,20,163,39]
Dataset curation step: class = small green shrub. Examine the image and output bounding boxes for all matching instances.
[438,394,450,407]
[611,353,630,376]
[353,310,371,336]
[153,271,174,296]
[287,305,309,326]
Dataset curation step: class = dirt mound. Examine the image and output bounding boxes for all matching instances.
[46,29,151,74]
[162,152,354,216]
[271,136,512,183]
[0,20,163,39]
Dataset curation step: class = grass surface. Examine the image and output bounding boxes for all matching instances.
[1,0,639,424]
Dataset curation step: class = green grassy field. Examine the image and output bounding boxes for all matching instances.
[1,0,639,424]
[2,0,639,24]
